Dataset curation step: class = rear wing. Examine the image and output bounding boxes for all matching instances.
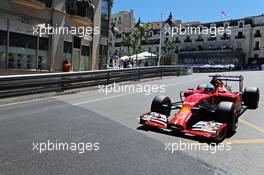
[209,74,244,92]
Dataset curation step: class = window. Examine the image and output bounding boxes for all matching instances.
[81,45,90,71]
[0,30,7,68]
[148,47,152,52]
[156,47,159,52]
[38,37,49,70]
[254,30,261,37]
[73,36,81,49]
[101,0,110,37]
[64,41,72,63]
[239,22,244,28]
[236,31,244,39]
[237,42,242,51]
[149,31,153,37]
[9,32,37,69]
[255,41,260,50]
[66,0,93,18]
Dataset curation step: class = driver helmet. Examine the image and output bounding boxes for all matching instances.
[204,84,215,93]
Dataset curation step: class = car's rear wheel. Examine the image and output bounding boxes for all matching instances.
[151,95,171,116]
[216,101,238,134]
[243,87,259,109]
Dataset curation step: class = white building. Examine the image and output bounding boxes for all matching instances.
[111,13,264,68]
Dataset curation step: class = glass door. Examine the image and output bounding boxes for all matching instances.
[72,48,80,71]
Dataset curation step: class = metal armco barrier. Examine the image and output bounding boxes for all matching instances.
[0,66,192,98]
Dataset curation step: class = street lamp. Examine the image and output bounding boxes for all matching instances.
[135,18,144,67]
[158,13,174,66]
[110,22,119,68]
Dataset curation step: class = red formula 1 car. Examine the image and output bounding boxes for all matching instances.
[139,75,260,141]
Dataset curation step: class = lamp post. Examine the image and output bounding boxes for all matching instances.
[158,13,174,66]
[110,22,119,68]
[135,18,143,67]
[158,14,163,66]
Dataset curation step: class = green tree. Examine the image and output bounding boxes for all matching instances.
[163,40,174,55]
[162,40,174,65]
[121,35,133,55]
[135,26,149,46]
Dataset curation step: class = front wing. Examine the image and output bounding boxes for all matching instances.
[140,112,227,138]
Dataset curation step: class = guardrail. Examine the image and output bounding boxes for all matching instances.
[0,66,192,98]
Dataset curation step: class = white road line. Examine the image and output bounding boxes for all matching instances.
[73,93,137,105]
[73,78,207,106]
[0,97,53,108]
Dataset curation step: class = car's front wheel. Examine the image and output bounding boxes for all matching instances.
[216,101,238,134]
[151,95,171,116]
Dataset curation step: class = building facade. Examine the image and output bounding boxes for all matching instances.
[0,0,113,73]
[111,9,134,33]
[111,13,264,67]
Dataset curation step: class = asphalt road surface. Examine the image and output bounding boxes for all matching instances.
[0,71,263,175]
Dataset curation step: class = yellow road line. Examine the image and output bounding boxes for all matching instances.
[223,138,264,145]
[239,119,264,133]
[182,139,264,145]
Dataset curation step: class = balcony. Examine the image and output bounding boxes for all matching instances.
[142,39,160,45]
[235,35,245,39]
[184,39,192,43]
[70,15,92,27]
[174,40,181,43]
[236,48,243,51]
[179,45,233,53]
[195,39,204,42]
[254,47,260,51]
[66,0,94,27]
[9,0,51,10]
[207,37,216,41]
[221,36,230,40]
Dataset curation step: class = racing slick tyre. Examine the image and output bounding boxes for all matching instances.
[151,95,171,116]
[197,84,207,90]
[243,87,260,109]
[216,101,238,134]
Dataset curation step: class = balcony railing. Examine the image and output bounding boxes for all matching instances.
[195,39,204,42]
[9,0,51,9]
[221,36,230,40]
[174,40,181,43]
[184,39,192,43]
[142,39,160,45]
[235,35,245,39]
[66,0,94,26]
[207,37,216,41]
[179,46,233,53]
